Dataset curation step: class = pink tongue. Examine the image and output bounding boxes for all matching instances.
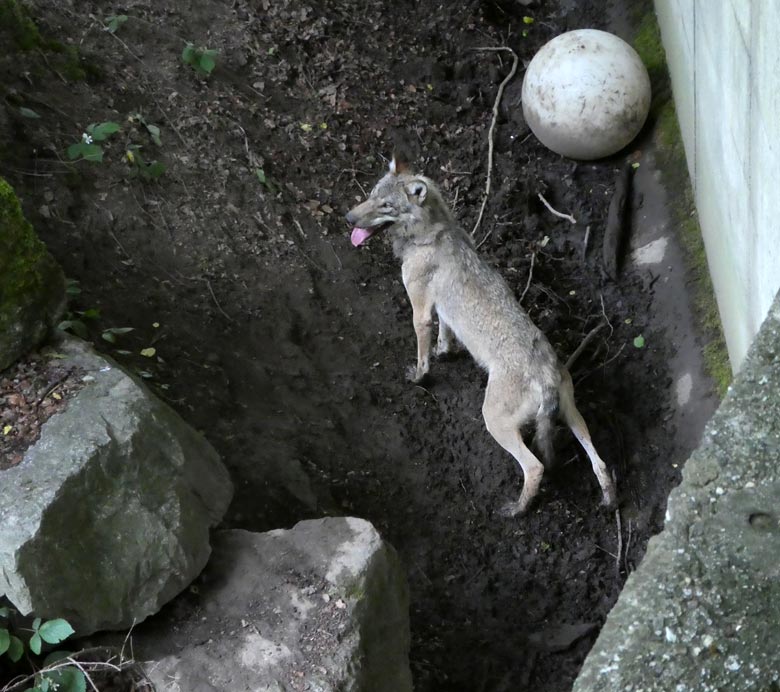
[350,227,374,247]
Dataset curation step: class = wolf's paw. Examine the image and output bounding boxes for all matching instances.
[405,364,430,384]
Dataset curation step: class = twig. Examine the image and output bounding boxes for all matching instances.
[519,251,536,304]
[415,384,438,402]
[328,242,343,270]
[538,192,576,224]
[599,293,614,339]
[614,505,623,577]
[594,544,617,559]
[65,658,100,692]
[36,369,73,406]
[601,342,626,368]
[205,279,234,322]
[565,321,605,371]
[458,476,478,512]
[624,519,633,575]
[293,218,307,240]
[582,224,591,260]
[469,46,520,240]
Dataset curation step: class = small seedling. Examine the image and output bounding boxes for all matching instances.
[182,43,217,75]
[105,14,128,33]
[129,113,162,146]
[19,106,41,118]
[126,146,165,180]
[67,121,120,162]
[633,335,646,348]
[102,326,134,344]
[255,168,279,193]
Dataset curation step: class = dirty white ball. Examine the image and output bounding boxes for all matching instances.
[521,29,651,160]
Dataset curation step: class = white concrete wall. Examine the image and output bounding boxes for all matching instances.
[655,0,780,371]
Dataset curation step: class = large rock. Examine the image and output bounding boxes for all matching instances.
[0,177,66,371]
[0,335,233,634]
[574,289,780,691]
[144,518,413,692]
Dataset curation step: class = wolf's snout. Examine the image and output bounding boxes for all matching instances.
[345,209,357,225]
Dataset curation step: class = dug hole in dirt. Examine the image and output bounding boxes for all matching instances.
[1,0,720,689]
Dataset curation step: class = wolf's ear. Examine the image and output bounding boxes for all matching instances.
[405,179,428,203]
[389,146,412,175]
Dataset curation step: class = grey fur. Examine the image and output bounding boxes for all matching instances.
[346,159,616,515]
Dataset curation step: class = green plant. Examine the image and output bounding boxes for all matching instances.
[181,42,217,75]
[0,607,85,692]
[57,280,101,339]
[129,113,162,146]
[101,326,134,344]
[255,168,280,193]
[104,14,128,34]
[126,146,165,181]
[66,122,121,162]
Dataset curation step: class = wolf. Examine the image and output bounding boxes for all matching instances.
[345,152,616,516]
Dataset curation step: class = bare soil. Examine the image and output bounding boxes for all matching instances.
[1,0,719,689]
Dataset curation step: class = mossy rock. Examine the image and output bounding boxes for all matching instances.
[0,177,66,371]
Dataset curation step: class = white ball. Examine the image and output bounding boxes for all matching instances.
[521,29,651,160]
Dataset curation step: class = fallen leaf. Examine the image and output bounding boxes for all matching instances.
[2,425,12,435]
[140,347,157,358]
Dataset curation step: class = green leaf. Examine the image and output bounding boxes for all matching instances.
[255,168,266,184]
[39,619,75,645]
[633,335,646,349]
[182,43,196,64]
[65,279,81,295]
[106,14,128,33]
[104,327,135,335]
[20,107,41,119]
[0,606,11,618]
[30,631,42,655]
[67,142,104,162]
[0,627,9,655]
[89,121,120,141]
[79,308,101,319]
[58,320,89,339]
[48,668,86,692]
[43,649,73,666]
[199,52,216,74]
[8,635,23,662]
[146,123,162,146]
[33,618,42,631]
[143,160,166,179]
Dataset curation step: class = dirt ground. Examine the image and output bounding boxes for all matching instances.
[1,0,721,689]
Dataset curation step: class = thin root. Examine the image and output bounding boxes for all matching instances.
[538,192,576,224]
[470,46,520,242]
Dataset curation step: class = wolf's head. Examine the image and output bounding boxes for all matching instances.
[345,152,454,249]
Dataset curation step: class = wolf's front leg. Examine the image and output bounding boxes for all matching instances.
[406,291,434,383]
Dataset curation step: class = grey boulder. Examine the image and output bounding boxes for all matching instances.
[0,335,233,634]
[144,518,413,692]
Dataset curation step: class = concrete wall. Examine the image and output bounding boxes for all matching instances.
[655,0,780,371]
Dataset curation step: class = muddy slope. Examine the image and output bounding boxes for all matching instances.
[0,0,717,689]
